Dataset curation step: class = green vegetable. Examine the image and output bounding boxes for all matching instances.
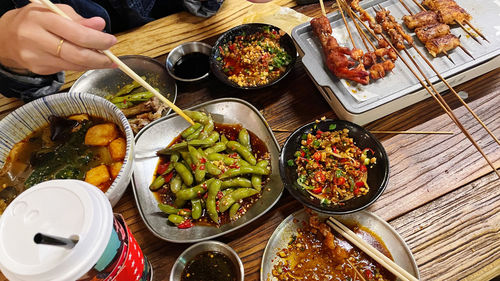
[174,162,193,186]
[181,123,202,139]
[238,128,251,151]
[229,203,241,219]
[170,174,182,193]
[226,141,257,165]
[219,188,259,213]
[251,160,269,191]
[219,166,269,179]
[206,179,221,223]
[188,145,206,183]
[191,199,202,220]
[329,124,337,130]
[168,214,185,224]
[287,159,294,166]
[175,178,215,200]
[149,175,165,191]
[221,177,252,189]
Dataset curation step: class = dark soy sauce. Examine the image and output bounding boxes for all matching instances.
[173,52,209,79]
[180,251,237,281]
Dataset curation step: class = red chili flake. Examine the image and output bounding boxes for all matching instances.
[157,162,170,175]
[336,177,346,186]
[199,165,205,170]
[354,187,360,196]
[332,146,338,153]
[177,220,194,229]
[191,164,197,171]
[216,206,220,211]
[312,186,322,194]
[197,191,202,198]
[360,165,367,172]
[355,181,364,188]
[228,153,238,158]
[312,152,321,161]
[229,164,240,169]
[217,191,224,199]
[163,172,174,183]
[202,183,208,190]
[364,270,373,279]
[306,138,313,145]
[203,193,208,200]
[314,171,325,183]
[300,151,305,157]
[200,158,206,164]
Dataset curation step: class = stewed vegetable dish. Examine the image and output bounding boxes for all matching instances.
[269,210,395,281]
[218,26,292,87]
[289,124,377,205]
[0,114,126,214]
[152,110,270,228]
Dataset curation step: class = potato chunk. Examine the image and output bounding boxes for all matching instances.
[85,123,118,146]
[108,138,127,161]
[85,165,110,186]
[109,162,123,178]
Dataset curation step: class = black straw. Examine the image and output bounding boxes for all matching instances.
[34,233,78,249]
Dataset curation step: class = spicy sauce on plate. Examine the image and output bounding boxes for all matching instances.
[181,251,238,281]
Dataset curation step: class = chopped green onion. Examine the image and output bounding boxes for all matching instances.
[287,159,295,166]
[329,124,337,130]
[301,133,307,140]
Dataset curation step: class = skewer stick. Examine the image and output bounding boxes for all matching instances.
[327,218,419,281]
[31,0,195,125]
[319,0,327,16]
[349,7,500,178]
[464,19,489,42]
[336,0,358,49]
[342,0,372,52]
[409,0,485,43]
[370,130,454,134]
[346,259,367,281]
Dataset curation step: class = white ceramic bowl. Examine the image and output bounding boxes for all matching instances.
[0,92,134,206]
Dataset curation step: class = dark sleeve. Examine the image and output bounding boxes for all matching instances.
[182,0,224,17]
[0,66,64,102]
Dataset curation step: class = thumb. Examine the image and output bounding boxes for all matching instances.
[78,16,107,31]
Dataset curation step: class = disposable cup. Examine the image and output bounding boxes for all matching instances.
[0,179,152,281]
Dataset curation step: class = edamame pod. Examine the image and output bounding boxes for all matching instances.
[158,204,191,216]
[238,128,251,151]
[221,134,229,145]
[207,179,221,223]
[229,203,241,219]
[185,124,204,141]
[219,166,270,179]
[188,146,206,183]
[168,214,185,224]
[157,142,188,155]
[191,199,202,220]
[251,160,269,191]
[181,123,202,139]
[204,142,226,155]
[188,131,219,147]
[219,188,259,213]
[149,175,165,191]
[170,174,182,193]
[175,178,215,200]
[221,177,252,189]
[184,110,209,123]
[174,162,193,186]
[226,141,256,165]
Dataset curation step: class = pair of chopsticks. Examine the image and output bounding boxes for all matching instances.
[30,0,194,125]
[327,217,419,281]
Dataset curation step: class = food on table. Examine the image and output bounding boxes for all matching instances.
[424,33,461,57]
[105,79,167,133]
[310,16,370,85]
[402,10,440,29]
[375,8,413,50]
[0,114,126,214]
[422,0,471,25]
[152,110,270,228]
[269,210,395,281]
[181,251,238,281]
[289,124,376,205]
[218,26,292,87]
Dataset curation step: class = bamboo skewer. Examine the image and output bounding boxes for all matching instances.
[347,6,500,178]
[31,0,195,125]
[399,0,474,59]
[346,259,367,281]
[336,0,358,49]
[409,0,487,43]
[319,0,327,16]
[370,130,454,134]
[327,217,419,281]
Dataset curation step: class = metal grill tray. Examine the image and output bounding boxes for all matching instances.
[131,98,283,243]
[291,0,500,115]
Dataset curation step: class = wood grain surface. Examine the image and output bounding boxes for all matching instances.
[0,0,499,280]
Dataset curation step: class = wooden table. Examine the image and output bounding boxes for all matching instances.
[0,1,499,280]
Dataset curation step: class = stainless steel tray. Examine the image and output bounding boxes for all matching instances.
[131,98,283,243]
[291,0,500,115]
[260,209,420,281]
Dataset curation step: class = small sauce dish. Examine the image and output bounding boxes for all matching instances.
[170,241,244,281]
[166,42,211,82]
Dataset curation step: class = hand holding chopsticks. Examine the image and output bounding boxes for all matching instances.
[327,217,420,281]
[29,0,195,125]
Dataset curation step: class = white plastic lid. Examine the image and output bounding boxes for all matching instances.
[0,180,113,281]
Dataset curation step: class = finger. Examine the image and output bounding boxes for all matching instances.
[78,17,107,31]
[40,12,116,50]
[30,57,90,75]
[57,38,115,69]
[54,4,85,22]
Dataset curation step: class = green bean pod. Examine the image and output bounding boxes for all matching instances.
[158,204,191,216]
[251,160,269,191]
[174,162,193,186]
[204,142,226,155]
[229,203,241,219]
[219,188,259,213]
[157,142,188,155]
[170,174,182,193]
[191,199,202,220]
[181,123,202,139]
[238,128,252,151]
[219,166,270,179]
[188,131,219,147]
[188,146,206,183]
[221,177,252,189]
[149,175,165,191]
[226,141,257,165]
[168,214,185,224]
[175,178,214,200]
[186,124,204,141]
[179,151,193,167]
[202,115,214,135]
[184,110,209,123]
[207,179,221,223]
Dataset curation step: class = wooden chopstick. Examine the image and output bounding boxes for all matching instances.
[327,217,420,281]
[30,0,195,125]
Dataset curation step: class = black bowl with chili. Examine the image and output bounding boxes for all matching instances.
[210,23,297,90]
[279,119,389,215]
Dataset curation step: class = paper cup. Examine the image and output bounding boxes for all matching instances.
[0,180,151,281]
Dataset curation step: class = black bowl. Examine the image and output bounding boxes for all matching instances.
[210,23,297,90]
[279,120,390,215]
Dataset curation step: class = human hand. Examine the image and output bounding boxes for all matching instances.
[0,3,117,75]
[246,0,273,2]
